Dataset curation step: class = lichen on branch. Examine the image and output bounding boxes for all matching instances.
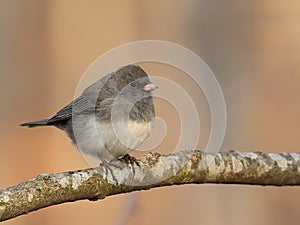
[1,150,300,222]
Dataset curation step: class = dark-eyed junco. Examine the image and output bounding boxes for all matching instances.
[21,65,157,163]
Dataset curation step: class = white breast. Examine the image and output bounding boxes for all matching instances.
[100,120,152,154]
[127,120,152,141]
[71,115,153,163]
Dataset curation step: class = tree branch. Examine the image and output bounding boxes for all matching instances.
[1,150,300,222]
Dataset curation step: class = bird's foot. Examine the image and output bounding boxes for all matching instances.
[119,154,140,176]
[99,155,140,183]
[99,160,122,184]
[119,154,140,167]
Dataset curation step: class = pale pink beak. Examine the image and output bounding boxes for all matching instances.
[144,83,158,92]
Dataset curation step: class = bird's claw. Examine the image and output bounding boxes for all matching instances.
[119,154,140,167]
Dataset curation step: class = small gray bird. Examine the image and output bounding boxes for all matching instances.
[21,65,157,163]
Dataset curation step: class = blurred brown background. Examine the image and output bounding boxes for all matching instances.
[1,1,300,225]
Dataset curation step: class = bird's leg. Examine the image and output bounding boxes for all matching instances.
[99,154,140,182]
[119,154,140,167]
[118,154,140,176]
[99,156,125,185]
[99,160,117,184]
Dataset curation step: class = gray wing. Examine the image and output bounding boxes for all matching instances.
[47,95,95,124]
[47,70,116,125]
[94,97,115,122]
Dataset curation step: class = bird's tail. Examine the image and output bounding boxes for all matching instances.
[20,119,49,128]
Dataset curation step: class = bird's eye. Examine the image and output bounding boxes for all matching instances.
[130,82,137,87]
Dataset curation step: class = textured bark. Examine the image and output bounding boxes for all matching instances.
[1,150,300,222]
